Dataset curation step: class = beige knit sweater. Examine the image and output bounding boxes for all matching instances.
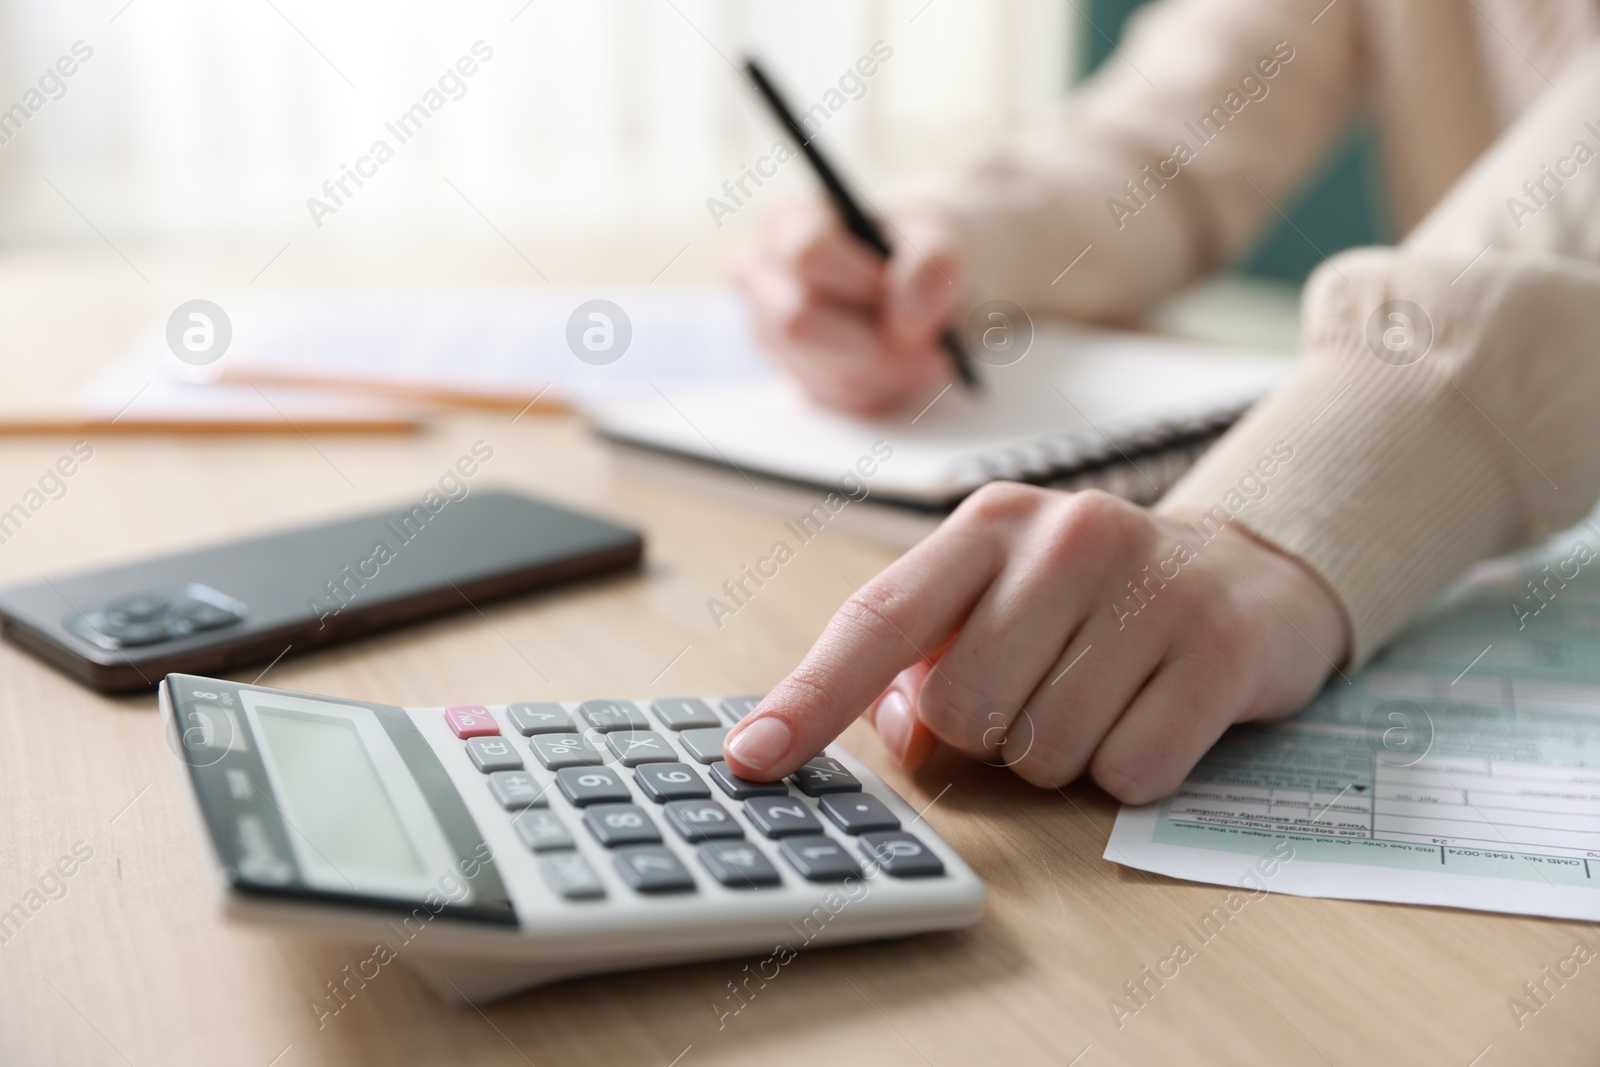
[921,0,1600,665]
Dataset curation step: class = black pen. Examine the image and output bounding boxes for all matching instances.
[742,57,980,392]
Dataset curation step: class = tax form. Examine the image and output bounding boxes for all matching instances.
[1107,519,1600,921]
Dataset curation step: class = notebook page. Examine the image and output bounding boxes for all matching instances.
[593,327,1289,505]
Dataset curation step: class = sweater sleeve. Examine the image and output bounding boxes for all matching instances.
[910,0,1364,323]
[1159,42,1600,665]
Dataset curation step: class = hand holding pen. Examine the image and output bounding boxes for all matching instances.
[732,58,979,416]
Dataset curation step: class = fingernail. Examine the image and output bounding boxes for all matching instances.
[876,689,913,764]
[726,716,792,773]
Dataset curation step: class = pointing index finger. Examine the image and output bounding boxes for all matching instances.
[722,512,1002,779]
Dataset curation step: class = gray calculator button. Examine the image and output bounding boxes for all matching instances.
[634,762,710,803]
[663,799,743,841]
[530,733,602,770]
[512,808,573,852]
[709,761,789,800]
[720,695,763,723]
[584,803,661,847]
[859,832,945,877]
[606,730,676,766]
[556,766,631,806]
[790,756,862,796]
[743,795,823,838]
[576,699,646,733]
[678,727,732,765]
[488,770,548,810]
[507,701,573,735]
[651,698,721,731]
[819,793,900,834]
[466,736,523,773]
[613,846,696,893]
[697,841,781,888]
[539,851,605,900]
[778,835,862,882]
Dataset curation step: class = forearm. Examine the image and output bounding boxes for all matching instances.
[1159,247,1600,665]
[907,0,1361,322]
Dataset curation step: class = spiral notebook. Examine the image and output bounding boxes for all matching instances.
[592,326,1289,537]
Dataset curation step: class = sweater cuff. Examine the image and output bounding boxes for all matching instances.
[1157,249,1522,666]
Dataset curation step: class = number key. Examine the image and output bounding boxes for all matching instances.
[663,799,743,842]
[778,835,861,882]
[584,803,661,847]
[531,733,602,770]
[743,795,822,838]
[466,735,522,773]
[613,846,695,893]
[557,766,631,806]
[697,841,781,888]
[858,831,944,877]
[634,762,710,803]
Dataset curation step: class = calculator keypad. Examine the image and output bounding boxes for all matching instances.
[540,851,605,899]
[663,799,743,842]
[556,766,631,807]
[791,757,862,796]
[488,770,548,810]
[530,733,602,770]
[605,730,676,766]
[743,795,823,838]
[613,846,696,893]
[584,803,661,847]
[720,695,762,722]
[466,736,523,773]
[441,697,949,905]
[507,701,573,735]
[446,705,500,738]
[512,808,574,852]
[709,761,789,799]
[575,699,647,732]
[697,841,781,888]
[650,698,721,731]
[633,763,710,803]
[819,793,900,834]
[677,727,731,765]
[858,832,944,877]
[779,835,862,882]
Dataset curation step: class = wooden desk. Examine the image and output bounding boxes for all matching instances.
[0,247,1594,1067]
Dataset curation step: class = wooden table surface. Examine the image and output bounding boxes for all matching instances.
[0,245,1594,1067]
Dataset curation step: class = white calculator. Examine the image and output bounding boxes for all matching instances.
[159,674,985,1003]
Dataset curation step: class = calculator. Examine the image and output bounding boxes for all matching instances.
[159,674,985,1003]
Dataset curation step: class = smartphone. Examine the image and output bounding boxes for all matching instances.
[0,489,643,693]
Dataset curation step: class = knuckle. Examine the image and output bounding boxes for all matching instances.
[958,481,1046,527]
[1007,742,1080,789]
[1089,752,1169,806]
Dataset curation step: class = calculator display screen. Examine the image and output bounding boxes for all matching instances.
[256,708,425,881]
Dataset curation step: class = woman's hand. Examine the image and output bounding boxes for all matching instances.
[722,484,1349,804]
[731,195,967,417]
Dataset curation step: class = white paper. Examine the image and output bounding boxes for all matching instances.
[1107,518,1600,921]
